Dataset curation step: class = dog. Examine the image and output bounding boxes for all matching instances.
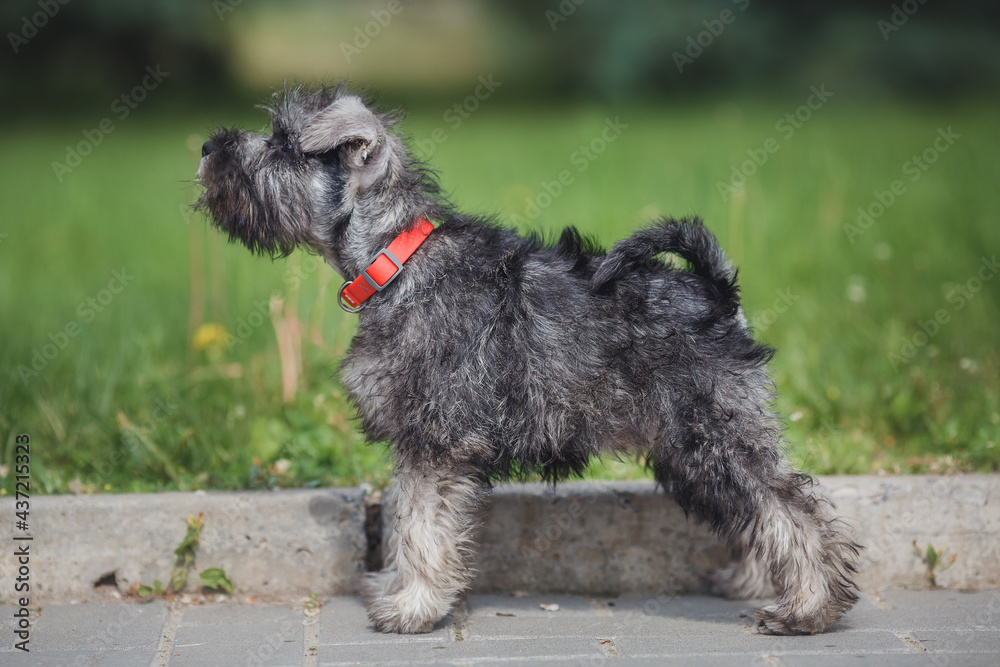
[196,84,860,635]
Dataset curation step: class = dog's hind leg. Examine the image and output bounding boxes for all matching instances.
[652,376,860,634]
[362,458,484,633]
[712,539,778,600]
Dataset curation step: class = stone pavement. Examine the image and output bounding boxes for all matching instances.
[3,589,999,666]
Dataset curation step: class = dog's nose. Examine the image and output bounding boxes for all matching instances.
[201,140,217,158]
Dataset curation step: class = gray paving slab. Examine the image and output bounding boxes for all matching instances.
[613,629,914,658]
[600,594,760,632]
[317,636,606,665]
[465,599,745,641]
[467,594,600,617]
[492,662,618,667]
[0,606,33,632]
[587,660,775,667]
[25,602,168,651]
[0,648,159,666]
[464,594,770,642]
[872,589,1000,629]
[170,603,303,666]
[3,591,999,665]
[174,603,301,626]
[464,593,611,640]
[781,656,997,667]
[910,629,1000,653]
[316,596,454,645]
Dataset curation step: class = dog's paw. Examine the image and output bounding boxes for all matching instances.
[752,604,798,635]
[752,602,832,635]
[367,594,439,634]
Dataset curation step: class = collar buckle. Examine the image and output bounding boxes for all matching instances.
[337,218,435,314]
[362,248,403,292]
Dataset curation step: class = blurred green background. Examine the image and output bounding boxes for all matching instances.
[1,0,998,494]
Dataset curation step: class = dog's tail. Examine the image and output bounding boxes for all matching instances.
[591,217,740,311]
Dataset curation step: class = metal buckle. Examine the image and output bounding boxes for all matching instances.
[337,248,405,314]
[337,281,365,313]
[362,248,403,292]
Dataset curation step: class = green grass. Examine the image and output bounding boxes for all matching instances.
[2,99,998,495]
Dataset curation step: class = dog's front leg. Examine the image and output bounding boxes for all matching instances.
[362,458,484,633]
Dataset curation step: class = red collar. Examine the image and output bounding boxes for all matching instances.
[337,218,435,313]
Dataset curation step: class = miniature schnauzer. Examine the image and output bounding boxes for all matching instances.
[196,84,860,635]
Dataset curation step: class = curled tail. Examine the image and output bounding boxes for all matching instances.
[592,217,740,313]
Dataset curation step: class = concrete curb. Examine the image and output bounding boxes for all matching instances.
[470,476,1000,595]
[2,489,366,603]
[2,476,998,604]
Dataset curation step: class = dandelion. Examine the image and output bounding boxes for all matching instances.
[193,323,230,352]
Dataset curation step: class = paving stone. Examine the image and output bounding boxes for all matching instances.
[464,593,610,639]
[466,594,600,617]
[611,657,780,667]
[613,629,913,658]
[601,594,759,634]
[4,592,1000,664]
[837,589,1000,632]
[781,655,992,667]
[464,593,757,641]
[0,605,34,633]
[911,629,1000,653]
[464,612,616,640]
[1,649,159,666]
[318,636,605,665]
[170,603,303,666]
[498,661,625,667]
[316,596,454,645]
[27,602,168,651]
[175,603,302,626]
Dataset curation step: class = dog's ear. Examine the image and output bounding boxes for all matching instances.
[300,95,388,183]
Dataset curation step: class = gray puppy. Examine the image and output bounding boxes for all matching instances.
[196,84,859,635]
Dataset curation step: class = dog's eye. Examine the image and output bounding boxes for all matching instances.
[267,136,294,152]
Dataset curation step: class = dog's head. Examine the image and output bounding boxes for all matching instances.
[195,85,407,261]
